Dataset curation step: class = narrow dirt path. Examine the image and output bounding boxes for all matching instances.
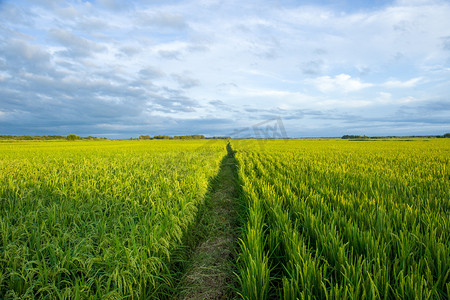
[178,144,239,299]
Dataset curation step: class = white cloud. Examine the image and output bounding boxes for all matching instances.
[97,0,131,11]
[398,96,420,104]
[136,12,188,29]
[317,99,372,108]
[55,5,79,19]
[235,88,301,98]
[308,74,373,93]
[383,77,423,88]
[50,28,106,57]
[5,39,50,62]
[376,92,393,104]
[0,72,10,82]
[395,0,439,6]
[0,0,449,137]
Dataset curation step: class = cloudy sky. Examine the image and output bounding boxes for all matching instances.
[0,0,449,138]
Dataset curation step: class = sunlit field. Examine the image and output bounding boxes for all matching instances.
[0,139,449,299]
[0,140,226,299]
[234,139,449,299]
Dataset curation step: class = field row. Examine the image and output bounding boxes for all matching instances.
[0,140,226,299]
[234,139,449,299]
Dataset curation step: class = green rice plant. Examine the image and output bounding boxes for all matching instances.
[234,139,449,299]
[236,159,271,300]
[0,140,226,299]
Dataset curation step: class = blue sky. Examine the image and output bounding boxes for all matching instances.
[0,0,449,138]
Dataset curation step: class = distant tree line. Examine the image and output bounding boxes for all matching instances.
[2,133,448,141]
[341,135,368,139]
[205,136,231,139]
[342,133,450,139]
[0,134,230,141]
[0,134,105,141]
[137,135,231,140]
[0,135,66,140]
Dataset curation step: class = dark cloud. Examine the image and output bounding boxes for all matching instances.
[356,65,371,76]
[158,50,182,60]
[139,66,165,79]
[187,44,209,53]
[215,82,238,93]
[301,59,323,75]
[208,100,239,112]
[209,100,226,106]
[0,37,201,137]
[442,36,450,51]
[417,100,450,112]
[118,45,141,57]
[0,77,201,136]
[389,100,450,125]
[171,73,199,89]
[0,39,51,74]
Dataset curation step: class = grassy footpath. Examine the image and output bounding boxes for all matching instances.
[176,143,240,299]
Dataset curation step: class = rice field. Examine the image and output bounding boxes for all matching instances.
[0,138,449,299]
[234,139,449,299]
[0,140,226,299]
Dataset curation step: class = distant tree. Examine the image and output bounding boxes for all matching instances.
[444,133,450,138]
[67,134,80,141]
[174,135,205,140]
[342,135,367,139]
[153,135,172,139]
[139,135,151,140]
[206,136,231,139]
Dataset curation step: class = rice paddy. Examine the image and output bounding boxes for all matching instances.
[0,138,448,299]
[234,139,449,299]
